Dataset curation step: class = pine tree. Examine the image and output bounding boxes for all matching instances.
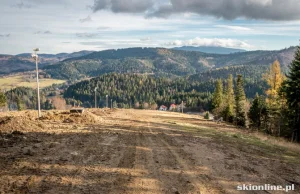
[212,79,223,115]
[281,46,300,142]
[235,75,248,127]
[16,97,24,111]
[44,99,54,110]
[204,112,210,120]
[249,94,266,129]
[223,74,235,122]
[0,90,6,107]
[113,101,118,108]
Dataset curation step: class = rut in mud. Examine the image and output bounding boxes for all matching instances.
[0,109,300,194]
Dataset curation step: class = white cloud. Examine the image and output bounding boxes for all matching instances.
[34,31,52,34]
[246,0,272,6]
[165,37,254,49]
[140,37,151,41]
[215,25,252,31]
[0,0,299,54]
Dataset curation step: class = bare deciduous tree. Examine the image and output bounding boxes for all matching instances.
[52,97,67,110]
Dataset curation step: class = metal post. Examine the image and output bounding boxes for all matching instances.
[181,101,183,114]
[32,48,41,118]
[111,99,112,109]
[94,87,98,108]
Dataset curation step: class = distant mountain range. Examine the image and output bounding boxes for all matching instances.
[44,46,296,80]
[0,47,297,80]
[0,51,93,75]
[16,50,94,59]
[173,46,246,54]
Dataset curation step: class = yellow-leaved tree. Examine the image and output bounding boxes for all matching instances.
[262,60,286,135]
[263,60,285,108]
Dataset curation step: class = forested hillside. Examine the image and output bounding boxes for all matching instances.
[64,73,213,110]
[44,47,296,80]
[4,87,53,110]
[63,66,269,110]
[45,48,210,80]
[188,65,269,98]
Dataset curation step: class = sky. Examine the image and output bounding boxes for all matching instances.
[0,0,300,54]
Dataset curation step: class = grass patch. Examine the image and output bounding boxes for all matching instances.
[0,75,66,90]
[173,121,300,164]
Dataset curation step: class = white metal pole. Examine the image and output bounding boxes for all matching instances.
[94,87,98,108]
[35,51,41,118]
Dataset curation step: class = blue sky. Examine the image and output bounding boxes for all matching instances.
[0,0,300,54]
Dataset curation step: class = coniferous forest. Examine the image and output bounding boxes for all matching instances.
[64,74,213,110]
[62,46,300,142]
[210,46,300,142]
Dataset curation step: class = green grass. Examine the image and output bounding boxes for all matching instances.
[0,75,66,90]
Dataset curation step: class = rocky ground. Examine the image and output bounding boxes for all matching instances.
[0,109,300,194]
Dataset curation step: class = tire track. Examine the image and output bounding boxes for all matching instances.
[148,121,224,194]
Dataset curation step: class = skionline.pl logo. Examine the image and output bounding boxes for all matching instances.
[237,184,295,192]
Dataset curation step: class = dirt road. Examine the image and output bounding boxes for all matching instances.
[0,109,300,194]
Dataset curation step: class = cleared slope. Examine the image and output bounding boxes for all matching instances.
[0,109,299,193]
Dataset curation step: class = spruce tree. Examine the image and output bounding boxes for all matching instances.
[235,75,247,127]
[113,101,118,108]
[281,46,300,142]
[0,90,6,107]
[249,94,266,129]
[212,79,223,115]
[224,74,235,122]
[16,97,24,111]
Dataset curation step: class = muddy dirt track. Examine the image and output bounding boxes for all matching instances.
[0,109,300,194]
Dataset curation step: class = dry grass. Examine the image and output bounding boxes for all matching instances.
[0,75,66,90]
[250,131,300,153]
[0,109,300,194]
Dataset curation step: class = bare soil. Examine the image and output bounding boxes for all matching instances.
[0,109,300,194]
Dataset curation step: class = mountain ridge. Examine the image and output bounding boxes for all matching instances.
[173,46,247,54]
[0,51,94,75]
[44,46,297,80]
[0,46,297,79]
